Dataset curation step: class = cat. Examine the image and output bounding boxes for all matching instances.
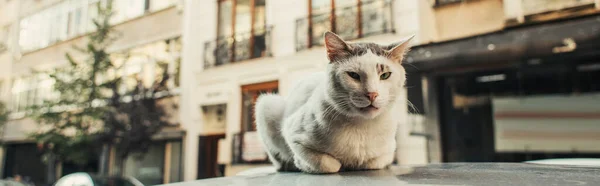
[255,31,413,174]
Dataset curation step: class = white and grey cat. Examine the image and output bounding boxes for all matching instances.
[255,31,413,174]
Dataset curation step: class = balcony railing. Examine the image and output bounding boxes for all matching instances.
[522,0,596,15]
[505,0,598,24]
[203,27,272,69]
[296,0,394,51]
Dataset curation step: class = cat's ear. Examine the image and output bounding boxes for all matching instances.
[324,31,353,62]
[387,35,414,63]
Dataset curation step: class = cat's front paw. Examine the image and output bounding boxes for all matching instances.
[363,153,394,170]
[295,154,341,174]
[363,161,389,170]
[319,154,342,173]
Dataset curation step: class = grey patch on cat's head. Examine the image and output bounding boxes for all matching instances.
[324,31,413,64]
[324,32,388,63]
[349,43,388,57]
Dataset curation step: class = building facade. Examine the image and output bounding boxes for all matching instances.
[4,0,598,185]
[182,0,600,178]
[403,0,600,163]
[180,0,431,179]
[0,0,184,185]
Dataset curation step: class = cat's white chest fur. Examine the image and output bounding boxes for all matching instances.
[327,111,398,168]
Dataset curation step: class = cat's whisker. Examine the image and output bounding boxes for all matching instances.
[407,99,419,114]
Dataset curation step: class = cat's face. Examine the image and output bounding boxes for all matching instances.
[324,32,413,119]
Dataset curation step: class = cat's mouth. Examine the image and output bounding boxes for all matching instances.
[359,105,379,111]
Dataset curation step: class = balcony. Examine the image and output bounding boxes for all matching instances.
[504,0,599,25]
[296,0,394,51]
[203,27,272,69]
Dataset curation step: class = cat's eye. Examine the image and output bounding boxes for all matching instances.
[347,72,360,80]
[380,72,392,80]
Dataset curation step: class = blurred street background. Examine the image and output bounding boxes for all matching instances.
[1,0,600,185]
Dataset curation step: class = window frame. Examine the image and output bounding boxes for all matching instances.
[434,0,466,7]
[304,0,392,48]
[216,0,268,62]
[240,81,278,132]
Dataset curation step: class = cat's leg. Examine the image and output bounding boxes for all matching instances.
[288,142,341,174]
[282,108,341,173]
[362,152,395,170]
[255,94,296,171]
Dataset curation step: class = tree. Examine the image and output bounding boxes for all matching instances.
[30,0,118,178]
[100,69,175,176]
[30,0,173,180]
[0,102,9,143]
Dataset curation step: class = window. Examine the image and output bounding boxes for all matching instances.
[19,0,102,52]
[115,37,182,94]
[119,58,144,94]
[111,0,145,24]
[121,142,166,185]
[213,0,268,65]
[87,2,100,32]
[10,75,54,113]
[18,0,177,52]
[241,81,278,132]
[435,0,464,6]
[238,82,276,164]
[300,0,393,49]
[167,141,183,183]
[147,0,179,12]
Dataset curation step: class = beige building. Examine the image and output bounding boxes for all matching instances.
[183,0,429,179]
[403,0,600,163]
[183,0,600,177]
[0,0,184,185]
[3,0,600,185]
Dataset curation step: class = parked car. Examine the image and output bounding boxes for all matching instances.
[0,180,31,186]
[54,173,143,186]
[525,158,600,166]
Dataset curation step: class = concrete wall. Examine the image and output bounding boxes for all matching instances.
[432,0,506,42]
[179,0,218,180]
[0,0,20,102]
[396,0,439,44]
[493,94,600,153]
[17,0,64,17]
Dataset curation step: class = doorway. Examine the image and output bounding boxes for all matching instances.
[197,134,226,179]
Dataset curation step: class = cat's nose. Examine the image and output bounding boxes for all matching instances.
[366,92,378,102]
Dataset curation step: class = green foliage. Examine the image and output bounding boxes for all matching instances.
[29,0,173,170]
[0,102,8,136]
[100,70,175,160]
[30,1,117,166]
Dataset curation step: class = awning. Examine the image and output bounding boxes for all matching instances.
[404,14,600,72]
[152,128,186,140]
